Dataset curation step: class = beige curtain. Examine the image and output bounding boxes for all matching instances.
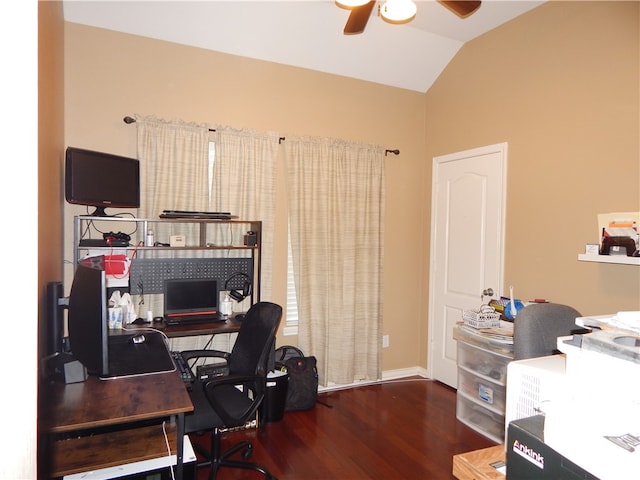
[134,115,220,350]
[135,115,211,252]
[135,115,211,219]
[210,127,280,303]
[133,118,279,346]
[285,136,385,386]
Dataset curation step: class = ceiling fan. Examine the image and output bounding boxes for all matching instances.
[340,0,482,35]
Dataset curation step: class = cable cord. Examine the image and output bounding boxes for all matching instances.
[202,333,215,350]
[121,325,170,345]
[162,420,176,480]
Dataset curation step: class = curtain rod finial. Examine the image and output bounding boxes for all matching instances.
[385,149,399,156]
[123,116,136,124]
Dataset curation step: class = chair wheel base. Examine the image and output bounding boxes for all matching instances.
[194,435,276,480]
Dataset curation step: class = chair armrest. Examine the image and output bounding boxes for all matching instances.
[205,373,264,389]
[180,349,230,363]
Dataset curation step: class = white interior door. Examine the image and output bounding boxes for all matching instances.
[428,143,507,387]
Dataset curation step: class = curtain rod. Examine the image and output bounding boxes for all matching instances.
[123,116,216,132]
[123,116,397,153]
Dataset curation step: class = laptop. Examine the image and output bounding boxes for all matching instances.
[164,278,222,325]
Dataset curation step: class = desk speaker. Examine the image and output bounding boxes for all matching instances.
[45,353,88,384]
[244,231,257,247]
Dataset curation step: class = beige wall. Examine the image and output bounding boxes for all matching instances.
[425,2,639,331]
[63,22,428,371]
[38,2,65,479]
[39,1,65,357]
[63,1,639,375]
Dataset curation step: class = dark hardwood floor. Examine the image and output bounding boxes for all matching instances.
[190,378,497,479]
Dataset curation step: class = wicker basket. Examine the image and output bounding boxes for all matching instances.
[462,307,501,329]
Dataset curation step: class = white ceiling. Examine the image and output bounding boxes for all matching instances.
[63,0,544,92]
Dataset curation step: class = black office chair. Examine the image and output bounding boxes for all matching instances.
[513,303,586,360]
[180,301,282,480]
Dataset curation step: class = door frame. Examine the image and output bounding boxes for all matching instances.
[426,142,507,380]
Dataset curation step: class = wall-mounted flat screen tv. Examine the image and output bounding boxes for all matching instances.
[65,146,140,217]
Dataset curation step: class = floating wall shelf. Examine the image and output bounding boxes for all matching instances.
[577,254,640,266]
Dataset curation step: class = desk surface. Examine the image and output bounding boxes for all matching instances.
[45,371,193,477]
[129,316,243,338]
[45,371,192,433]
[45,317,237,476]
[162,317,242,337]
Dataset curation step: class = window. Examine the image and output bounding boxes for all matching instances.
[284,227,298,336]
[208,141,215,198]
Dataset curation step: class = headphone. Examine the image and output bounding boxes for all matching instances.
[224,272,252,302]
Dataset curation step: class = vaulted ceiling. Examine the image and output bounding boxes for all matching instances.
[63,0,544,92]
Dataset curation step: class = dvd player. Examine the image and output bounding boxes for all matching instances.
[79,238,129,247]
[162,209,231,216]
[160,210,236,220]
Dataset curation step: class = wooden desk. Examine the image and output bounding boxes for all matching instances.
[453,445,506,480]
[130,316,243,338]
[44,371,193,479]
[161,317,243,338]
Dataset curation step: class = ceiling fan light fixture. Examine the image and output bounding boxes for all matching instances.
[380,0,417,24]
[336,0,370,8]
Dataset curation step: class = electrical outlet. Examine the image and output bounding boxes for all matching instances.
[382,335,390,348]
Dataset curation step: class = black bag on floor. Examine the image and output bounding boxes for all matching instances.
[275,345,318,411]
[275,345,305,365]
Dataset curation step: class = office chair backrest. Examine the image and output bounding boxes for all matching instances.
[228,301,283,376]
[513,303,582,360]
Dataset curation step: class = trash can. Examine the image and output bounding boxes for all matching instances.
[261,370,289,423]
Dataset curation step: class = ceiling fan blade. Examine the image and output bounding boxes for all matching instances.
[343,1,376,35]
[439,1,481,18]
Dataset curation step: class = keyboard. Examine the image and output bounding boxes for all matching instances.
[171,351,195,384]
[165,313,223,326]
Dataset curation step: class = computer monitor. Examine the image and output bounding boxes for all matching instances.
[67,257,109,376]
[65,146,140,217]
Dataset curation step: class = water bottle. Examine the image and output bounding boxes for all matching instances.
[145,228,154,247]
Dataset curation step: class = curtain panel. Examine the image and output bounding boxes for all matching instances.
[285,136,385,386]
[134,115,211,327]
[135,115,211,256]
[210,127,280,302]
[134,117,279,311]
[135,115,211,219]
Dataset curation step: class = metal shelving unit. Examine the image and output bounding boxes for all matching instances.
[74,215,262,303]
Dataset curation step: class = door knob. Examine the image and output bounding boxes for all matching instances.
[482,288,494,298]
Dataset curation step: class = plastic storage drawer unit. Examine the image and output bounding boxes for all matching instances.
[454,324,513,443]
[453,324,514,357]
[457,340,511,384]
[456,392,506,444]
[457,367,506,412]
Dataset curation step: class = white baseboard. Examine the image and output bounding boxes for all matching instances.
[382,366,429,380]
[318,366,431,393]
